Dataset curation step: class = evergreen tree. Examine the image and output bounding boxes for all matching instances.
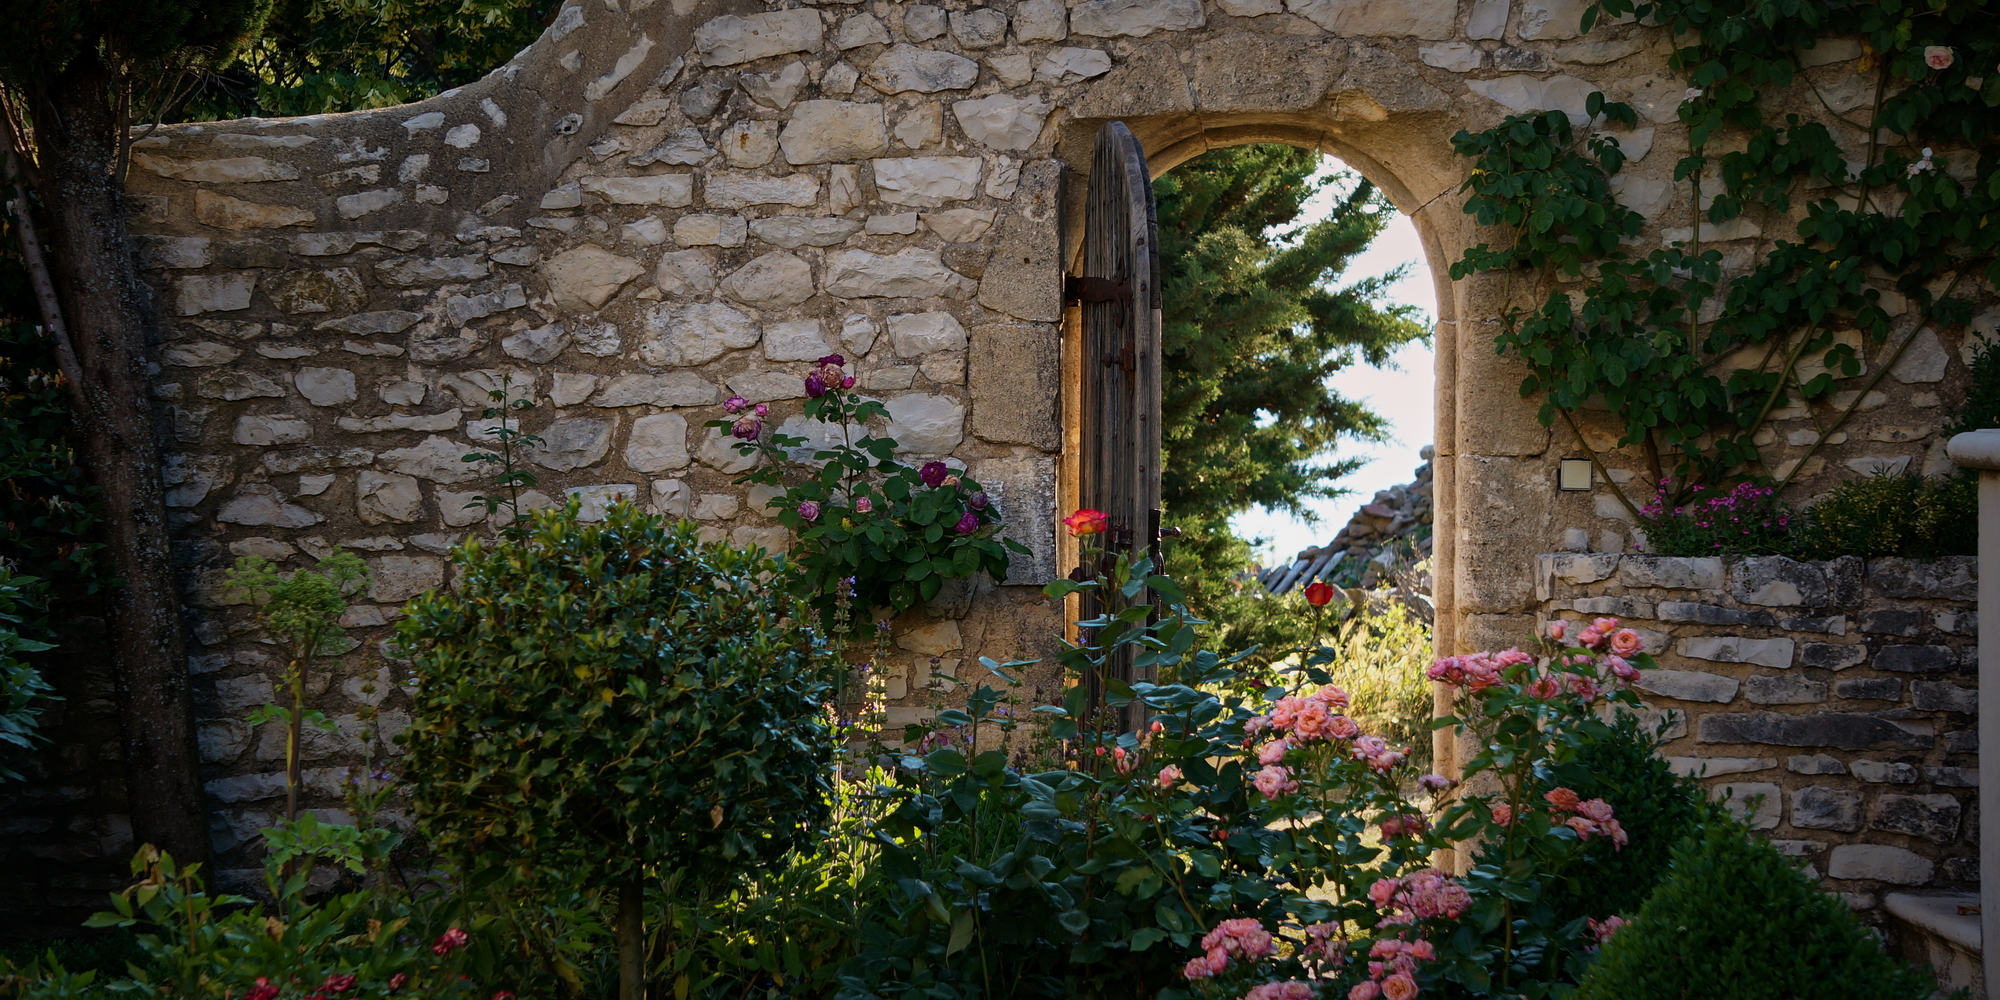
[1155,145,1428,654]
[180,0,558,120]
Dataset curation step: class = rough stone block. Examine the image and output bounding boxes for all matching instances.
[1872,645,1954,674]
[1696,712,1931,750]
[1787,754,1847,775]
[1791,787,1863,832]
[1677,636,1794,669]
[1834,677,1901,702]
[1826,844,1936,885]
[1801,643,1868,670]
[1716,781,1782,830]
[1744,674,1827,705]
[1910,681,1976,714]
[1850,760,1920,784]
[695,10,824,67]
[1869,794,1961,843]
[1868,557,1977,602]
[1618,555,1725,590]
[1637,669,1739,704]
[1859,609,1923,636]
[1655,602,1776,627]
[1069,0,1204,37]
[1731,556,1829,607]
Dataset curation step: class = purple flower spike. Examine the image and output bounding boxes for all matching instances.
[954,511,980,535]
[920,461,950,488]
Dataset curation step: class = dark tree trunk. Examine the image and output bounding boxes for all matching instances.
[617,879,646,1000]
[27,54,209,864]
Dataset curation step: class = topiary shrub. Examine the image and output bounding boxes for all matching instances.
[1574,822,1937,1000]
[396,500,842,1000]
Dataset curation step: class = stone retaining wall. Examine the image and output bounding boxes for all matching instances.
[1537,552,1978,908]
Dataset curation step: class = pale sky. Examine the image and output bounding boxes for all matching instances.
[1227,158,1438,565]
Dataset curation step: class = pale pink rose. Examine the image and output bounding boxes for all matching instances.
[1548,620,1567,641]
[1312,683,1352,709]
[1606,655,1640,683]
[1609,628,1643,656]
[1157,765,1184,790]
[1183,957,1215,980]
[1577,627,1605,650]
[1253,764,1298,799]
[1408,939,1435,961]
[1328,715,1360,740]
[1545,787,1580,812]
[1348,983,1381,1000]
[1576,798,1615,823]
[1291,701,1333,740]
[1417,774,1453,792]
[1525,676,1562,700]
[1258,739,1291,765]
[1368,878,1398,907]
[1491,802,1513,826]
[1926,45,1955,70]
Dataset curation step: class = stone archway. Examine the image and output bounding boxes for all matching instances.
[109,0,1699,875]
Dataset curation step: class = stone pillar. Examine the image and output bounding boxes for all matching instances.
[1946,427,2000,999]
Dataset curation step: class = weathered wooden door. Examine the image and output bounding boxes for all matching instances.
[1073,121,1163,732]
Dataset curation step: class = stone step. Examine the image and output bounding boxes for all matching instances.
[1883,891,1982,997]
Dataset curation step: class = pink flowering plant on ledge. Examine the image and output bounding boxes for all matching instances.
[839,539,1664,1000]
[706,354,1024,632]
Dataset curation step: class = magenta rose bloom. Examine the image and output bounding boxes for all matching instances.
[967,490,989,510]
[731,416,762,441]
[955,511,980,535]
[920,461,950,487]
[723,395,749,414]
[804,372,827,398]
[817,354,846,367]
[798,501,821,522]
[855,496,873,513]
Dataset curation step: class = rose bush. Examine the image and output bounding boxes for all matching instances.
[837,519,1681,1000]
[708,354,1024,633]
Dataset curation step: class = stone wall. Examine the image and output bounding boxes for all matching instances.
[5,0,1997,928]
[1538,552,1979,908]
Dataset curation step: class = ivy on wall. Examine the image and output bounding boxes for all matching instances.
[1451,0,2000,515]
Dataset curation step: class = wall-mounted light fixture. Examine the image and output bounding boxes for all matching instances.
[1558,458,1593,492]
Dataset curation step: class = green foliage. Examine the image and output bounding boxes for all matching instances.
[0,320,101,597]
[396,499,843,894]
[1574,822,1936,1000]
[0,565,56,782]
[1311,597,1435,776]
[1793,471,1977,559]
[0,845,513,999]
[1947,333,2000,438]
[180,0,554,119]
[0,0,272,84]
[459,377,544,540]
[1533,713,1720,929]
[711,357,1022,632]
[1635,481,1798,557]
[1456,0,2000,504]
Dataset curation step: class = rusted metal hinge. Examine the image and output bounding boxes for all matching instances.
[1065,275,1131,305]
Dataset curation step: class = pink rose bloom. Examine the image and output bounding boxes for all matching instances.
[1258,739,1291,765]
[1268,696,1302,731]
[1525,675,1562,700]
[1606,655,1639,683]
[1368,878,1399,907]
[1113,746,1137,776]
[1545,787,1580,812]
[1547,620,1567,640]
[1609,628,1643,656]
[1494,648,1534,668]
[1157,764,1184,789]
[1348,983,1381,1000]
[1491,802,1513,826]
[1253,764,1298,799]
[1183,957,1215,980]
[1312,684,1352,708]
[1566,674,1600,702]
[1408,939,1435,961]
[1588,915,1628,944]
[1592,616,1620,632]
[1244,983,1316,1000]
[1926,45,1955,70]
[1576,627,1605,650]
[1381,972,1418,1000]
[1576,798,1615,823]
[1244,715,1271,739]
[1328,714,1360,740]
[1378,813,1427,838]
[1417,774,1452,792]
[1291,701,1332,740]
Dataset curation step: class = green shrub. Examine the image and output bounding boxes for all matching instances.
[0,565,56,782]
[1575,823,1936,1000]
[1636,481,1797,557]
[1531,713,1720,926]
[1315,597,1435,776]
[1794,471,1976,559]
[396,499,843,999]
